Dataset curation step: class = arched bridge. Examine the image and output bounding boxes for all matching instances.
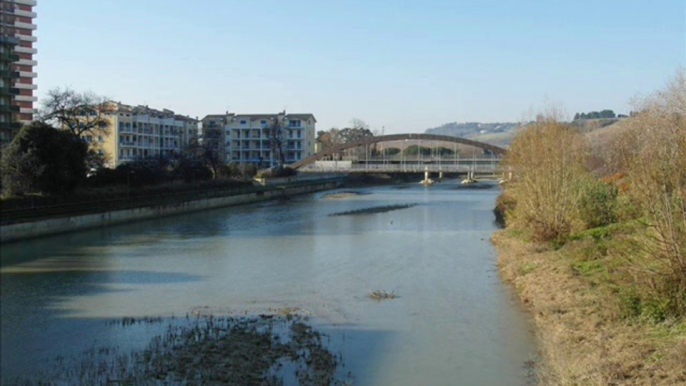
[289,133,507,174]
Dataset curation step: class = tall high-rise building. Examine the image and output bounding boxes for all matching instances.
[0,0,37,146]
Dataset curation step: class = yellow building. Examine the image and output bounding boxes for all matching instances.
[82,102,199,167]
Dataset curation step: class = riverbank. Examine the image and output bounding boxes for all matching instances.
[0,178,344,243]
[493,231,686,386]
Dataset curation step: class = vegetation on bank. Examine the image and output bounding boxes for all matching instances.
[496,71,686,385]
[6,314,345,386]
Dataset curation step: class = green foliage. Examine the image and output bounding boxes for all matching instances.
[1,122,88,196]
[338,126,373,143]
[402,145,431,156]
[618,287,679,323]
[383,147,401,156]
[578,179,618,228]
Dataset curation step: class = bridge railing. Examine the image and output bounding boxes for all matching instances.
[300,162,502,173]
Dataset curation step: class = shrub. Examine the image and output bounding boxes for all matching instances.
[256,167,298,179]
[578,178,618,228]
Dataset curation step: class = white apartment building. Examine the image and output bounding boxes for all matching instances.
[201,112,316,167]
[90,102,199,167]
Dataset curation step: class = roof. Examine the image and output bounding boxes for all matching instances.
[201,113,235,122]
[231,113,317,123]
[286,114,317,122]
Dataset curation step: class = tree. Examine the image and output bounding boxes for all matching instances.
[188,138,223,179]
[316,128,343,150]
[618,70,686,314]
[504,110,590,242]
[1,122,88,196]
[339,118,373,143]
[268,117,286,167]
[39,87,112,137]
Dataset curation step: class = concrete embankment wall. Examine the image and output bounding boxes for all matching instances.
[0,181,341,243]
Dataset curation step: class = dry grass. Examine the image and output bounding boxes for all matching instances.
[493,231,686,386]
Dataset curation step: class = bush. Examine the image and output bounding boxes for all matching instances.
[1,122,88,196]
[578,179,618,228]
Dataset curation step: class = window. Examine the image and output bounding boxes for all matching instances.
[98,136,103,142]
[240,120,247,125]
[260,120,266,124]
[289,120,301,128]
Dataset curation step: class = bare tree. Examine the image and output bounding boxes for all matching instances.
[187,138,222,179]
[349,118,369,131]
[268,117,286,167]
[618,70,686,311]
[39,87,112,137]
[504,108,590,242]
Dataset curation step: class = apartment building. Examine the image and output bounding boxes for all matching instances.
[201,112,316,167]
[89,102,199,167]
[0,0,37,146]
[200,113,233,162]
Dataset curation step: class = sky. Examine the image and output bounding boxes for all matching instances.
[36,0,685,134]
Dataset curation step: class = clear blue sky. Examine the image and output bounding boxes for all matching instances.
[36,0,685,133]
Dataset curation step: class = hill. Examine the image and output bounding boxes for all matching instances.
[425,122,519,138]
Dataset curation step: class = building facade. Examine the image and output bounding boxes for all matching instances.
[0,0,37,146]
[89,102,199,167]
[201,112,316,167]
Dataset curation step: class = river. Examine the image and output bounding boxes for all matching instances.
[0,180,536,385]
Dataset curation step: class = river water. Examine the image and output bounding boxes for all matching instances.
[1,180,536,385]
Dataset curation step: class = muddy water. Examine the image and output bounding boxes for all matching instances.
[0,180,536,385]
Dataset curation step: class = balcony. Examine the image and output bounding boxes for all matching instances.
[0,86,19,96]
[0,52,19,62]
[0,70,19,78]
[0,104,20,113]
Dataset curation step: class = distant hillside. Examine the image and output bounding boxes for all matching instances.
[425,122,519,138]
[425,122,520,147]
[571,118,625,133]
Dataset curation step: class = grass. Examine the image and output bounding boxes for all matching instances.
[493,230,686,386]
